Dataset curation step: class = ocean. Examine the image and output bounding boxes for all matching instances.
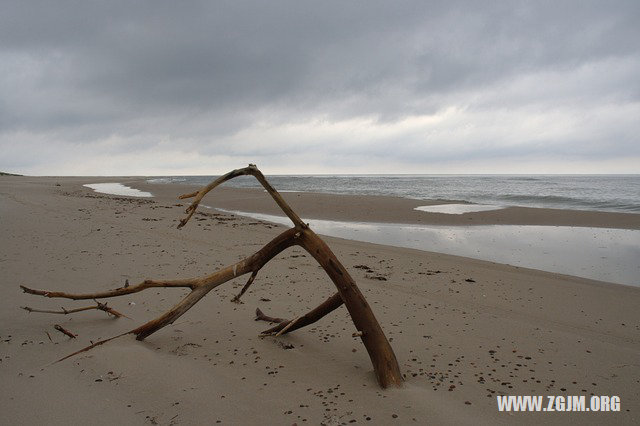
[147,174,640,213]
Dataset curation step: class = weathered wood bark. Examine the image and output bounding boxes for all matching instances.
[295,228,402,387]
[20,164,403,388]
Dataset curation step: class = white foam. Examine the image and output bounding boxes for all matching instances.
[83,183,153,198]
[414,204,505,214]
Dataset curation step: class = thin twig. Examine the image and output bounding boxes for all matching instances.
[54,324,77,338]
[94,300,130,319]
[21,302,129,319]
[275,316,302,337]
[231,270,258,304]
[55,332,132,363]
[23,306,94,315]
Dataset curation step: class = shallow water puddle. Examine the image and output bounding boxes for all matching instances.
[83,183,153,198]
[215,208,640,287]
[414,204,505,214]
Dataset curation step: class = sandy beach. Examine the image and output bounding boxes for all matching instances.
[1,176,639,425]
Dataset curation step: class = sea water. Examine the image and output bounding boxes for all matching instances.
[148,175,640,213]
[84,183,153,197]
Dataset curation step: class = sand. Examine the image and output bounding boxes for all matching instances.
[129,180,640,230]
[1,176,639,425]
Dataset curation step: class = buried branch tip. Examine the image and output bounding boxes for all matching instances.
[20,285,49,297]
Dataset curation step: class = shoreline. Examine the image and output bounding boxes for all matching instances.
[8,175,639,229]
[6,176,640,287]
[138,178,640,287]
[132,177,640,229]
[212,208,640,287]
[2,175,639,424]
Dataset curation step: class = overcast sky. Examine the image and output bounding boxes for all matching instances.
[1,1,639,175]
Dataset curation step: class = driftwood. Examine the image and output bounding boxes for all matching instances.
[20,165,403,388]
[254,307,286,324]
[21,300,128,318]
[54,324,77,339]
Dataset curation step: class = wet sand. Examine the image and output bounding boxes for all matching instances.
[1,176,639,425]
[211,209,640,287]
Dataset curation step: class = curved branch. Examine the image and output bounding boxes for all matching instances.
[24,228,301,348]
[178,164,306,229]
[124,228,298,341]
[128,228,300,340]
[132,285,211,340]
[296,228,403,388]
[21,227,298,305]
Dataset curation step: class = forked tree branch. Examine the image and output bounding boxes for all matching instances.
[20,165,403,388]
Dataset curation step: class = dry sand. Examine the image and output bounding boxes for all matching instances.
[1,176,639,425]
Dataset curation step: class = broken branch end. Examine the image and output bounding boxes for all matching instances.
[179,191,199,200]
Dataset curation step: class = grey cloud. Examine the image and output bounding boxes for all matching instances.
[1,1,639,173]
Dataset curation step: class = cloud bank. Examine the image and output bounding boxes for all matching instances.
[1,0,639,174]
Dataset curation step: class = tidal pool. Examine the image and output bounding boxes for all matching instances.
[214,208,640,287]
[83,183,153,198]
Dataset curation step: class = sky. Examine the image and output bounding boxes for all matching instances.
[1,1,639,175]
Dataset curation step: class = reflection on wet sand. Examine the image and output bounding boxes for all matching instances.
[215,208,640,287]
